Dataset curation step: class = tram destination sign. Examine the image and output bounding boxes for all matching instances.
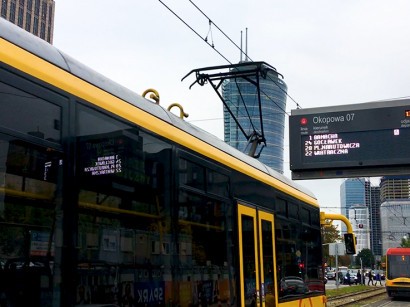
[289,99,410,179]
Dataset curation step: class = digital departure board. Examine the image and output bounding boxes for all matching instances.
[289,99,410,179]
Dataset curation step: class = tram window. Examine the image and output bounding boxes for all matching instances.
[311,209,320,226]
[0,80,62,143]
[179,158,205,190]
[276,198,288,217]
[177,191,226,234]
[300,207,311,225]
[75,105,172,305]
[176,190,233,303]
[275,217,324,301]
[207,169,229,197]
[288,202,299,220]
[0,134,62,306]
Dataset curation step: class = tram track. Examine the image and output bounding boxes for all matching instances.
[327,287,387,306]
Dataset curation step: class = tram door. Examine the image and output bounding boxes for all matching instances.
[238,204,277,307]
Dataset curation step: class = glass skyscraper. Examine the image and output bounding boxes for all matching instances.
[341,178,382,257]
[340,178,366,235]
[367,184,381,258]
[222,64,287,173]
[340,178,366,218]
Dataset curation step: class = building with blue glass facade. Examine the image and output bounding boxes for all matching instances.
[341,178,366,218]
[340,178,382,257]
[367,184,381,258]
[340,178,366,237]
[222,64,287,173]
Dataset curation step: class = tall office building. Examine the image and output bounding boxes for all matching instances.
[380,176,410,202]
[340,178,366,220]
[366,183,381,257]
[222,63,287,173]
[380,200,410,253]
[340,178,382,256]
[348,204,370,254]
[380,176,410,254]
[1,0,55,44]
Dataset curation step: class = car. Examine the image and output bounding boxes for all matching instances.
[349,269,359,284]
[279,276,309,296]
[326,270,336,280]
[343,270,357,285]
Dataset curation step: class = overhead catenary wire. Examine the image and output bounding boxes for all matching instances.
[188,0,300,112]
[157,0,232,64]
[158,0,299,114]
[188,0,250,61]
[160,1,409,115]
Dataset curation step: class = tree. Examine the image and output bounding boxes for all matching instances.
[355,248,375,268]
[400,236,410,247]
[321,225,341,268]
[322,225,341,244]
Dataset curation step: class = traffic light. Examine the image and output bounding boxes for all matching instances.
[344,233,356,255]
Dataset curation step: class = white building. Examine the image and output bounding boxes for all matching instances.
[380,200,410,254]
[348,204,370,254]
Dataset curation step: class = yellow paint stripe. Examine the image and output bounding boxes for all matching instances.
[0,38,318,207]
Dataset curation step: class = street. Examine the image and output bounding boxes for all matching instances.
[326,278,385,290]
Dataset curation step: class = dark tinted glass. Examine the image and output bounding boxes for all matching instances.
[0,133,62,306]
[0,81,61,143]
[179,158,205,190]
[275,217,324,301]
[207,169,229,197]
[75,104,172,305]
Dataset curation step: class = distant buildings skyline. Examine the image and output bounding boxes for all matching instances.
[380,176,410,254]
[341,176,410,257]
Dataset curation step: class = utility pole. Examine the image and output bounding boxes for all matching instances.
[335,243,339,289]
[360,257,364,284]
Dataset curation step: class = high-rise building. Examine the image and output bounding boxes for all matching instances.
[340,178,382,257]
[222,64,287,173]
[380,176,410,202]
[380,200,410,253]
[380,176,410,254]
[348,204,370,254]
[340,178,366,220]
[0,0,55,44]
[366,183,381,257]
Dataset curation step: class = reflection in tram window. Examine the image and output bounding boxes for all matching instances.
[0,136,62,306]
[275,209,324,301]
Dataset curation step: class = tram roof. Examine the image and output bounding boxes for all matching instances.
[0,18,317,202]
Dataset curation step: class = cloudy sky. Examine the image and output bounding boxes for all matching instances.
[53,1,410,216]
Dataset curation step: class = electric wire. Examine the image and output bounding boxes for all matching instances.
[160,1,408,115]
[159,0,298,114]
[157,0,232,64]
[188,0,302,111]
[188,0,250,61]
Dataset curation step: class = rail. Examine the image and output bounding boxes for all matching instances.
[327,287,386,306]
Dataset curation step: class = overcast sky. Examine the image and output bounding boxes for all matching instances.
[53,1,410,216]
